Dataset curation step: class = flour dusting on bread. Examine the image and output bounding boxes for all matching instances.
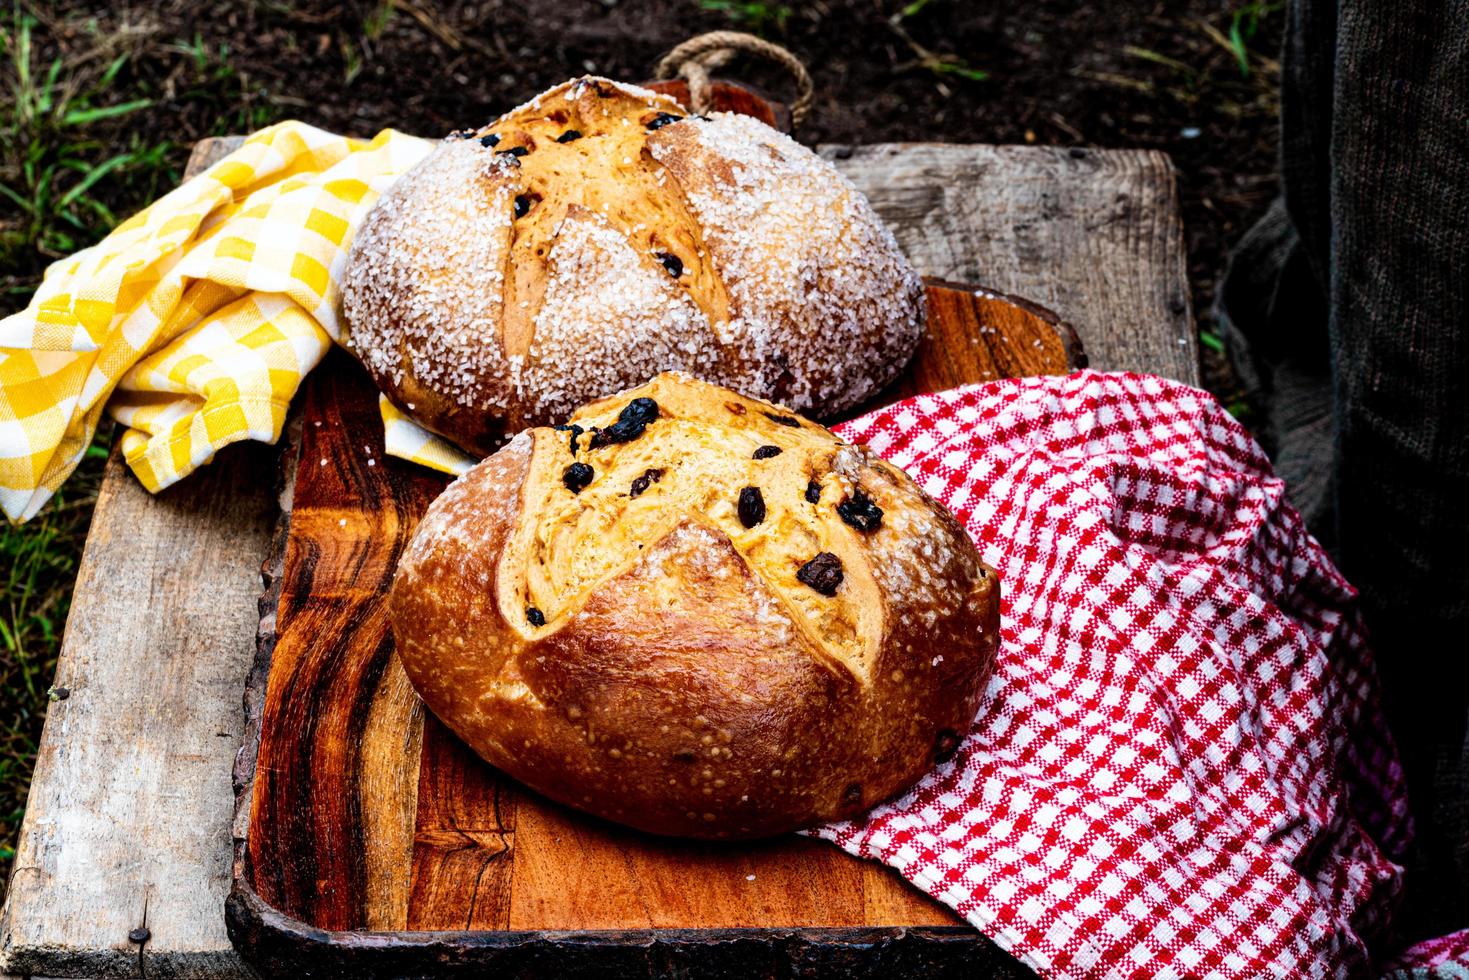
[343,76,923,456]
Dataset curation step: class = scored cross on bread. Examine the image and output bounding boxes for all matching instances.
[392,373,999,839]
[343,76,925,456]
[510,377,900,681]
[479,82,735,363]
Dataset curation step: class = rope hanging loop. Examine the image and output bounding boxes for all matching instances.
[654,31,814,128]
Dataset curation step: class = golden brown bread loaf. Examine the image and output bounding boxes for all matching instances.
[342,76,925,456]
[390,374,999,839]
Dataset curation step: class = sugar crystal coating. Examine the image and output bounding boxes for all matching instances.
[342,76,925,455]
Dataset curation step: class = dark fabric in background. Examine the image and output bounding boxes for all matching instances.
[1218,0,1469,949]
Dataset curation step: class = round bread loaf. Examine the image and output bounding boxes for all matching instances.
[390,373,998,839]
[343,76,925,457]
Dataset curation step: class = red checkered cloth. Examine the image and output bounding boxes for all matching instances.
[1381,929,1469,977]
[816,369,1444,978]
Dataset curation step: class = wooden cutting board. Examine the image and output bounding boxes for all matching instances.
[227,83,1081,978]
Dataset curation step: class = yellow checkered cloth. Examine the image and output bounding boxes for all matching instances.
[0,120,481,523]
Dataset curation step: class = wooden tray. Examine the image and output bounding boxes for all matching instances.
[226,84,1081,979]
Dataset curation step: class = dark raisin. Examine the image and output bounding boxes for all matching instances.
[657,252,683,277]
[448,129,475,140]
[526,606,546,627]
[589,397,659,447]
[805,479,822,504]
[563,462,594,493]
[764,412,800,428]
[837,490,884,532]
[843,783,863,807]
[556,129,583,143]
[630,468,664,498]
[738,487,765,528]
[797,552,843,596]
[479,133,501,147]
[646,111,684,131]
[625,397,659,424]
[672,749,697,763]
[752,445,782,459]
[554,423,585,453]
[934,729,962,764]
[514,195,531,218]
[497,145,529,158]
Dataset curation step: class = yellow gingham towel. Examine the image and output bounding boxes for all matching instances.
[0,120,483,524]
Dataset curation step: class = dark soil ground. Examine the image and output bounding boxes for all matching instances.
[0,0,1281,886]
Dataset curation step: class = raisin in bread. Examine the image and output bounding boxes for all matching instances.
[343,76,925,456]
[390,373,998,839]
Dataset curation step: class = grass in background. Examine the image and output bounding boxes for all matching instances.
[697,0,793,34]
[1,4,275,310]
[1,9,164,277]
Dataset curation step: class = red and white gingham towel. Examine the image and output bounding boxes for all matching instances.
[817,370,1439,978]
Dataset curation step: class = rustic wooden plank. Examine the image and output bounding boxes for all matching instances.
[826,143,1197,385]
[0,437,277,980]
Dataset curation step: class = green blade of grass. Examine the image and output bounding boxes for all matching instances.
[932,61,989,82]
[61,98,152,127]
[36,56,63,115]
[98,52,129,89]
[56,152,137,209]
[0,182,33,214]
[14,14,32,84]
[1124,45,1194,76]
[1228,17,1251,76]
[75,197,117,226]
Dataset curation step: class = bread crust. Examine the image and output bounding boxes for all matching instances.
[343,76,925,456]
[391,374,998,839]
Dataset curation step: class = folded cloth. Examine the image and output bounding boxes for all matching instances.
[0,121,436,522]
[820,370,1420,978]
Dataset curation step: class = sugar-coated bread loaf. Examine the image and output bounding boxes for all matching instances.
[343,76,925,456]
[390,373,998,839]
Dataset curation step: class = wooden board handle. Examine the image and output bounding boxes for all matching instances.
[643,77,791,132]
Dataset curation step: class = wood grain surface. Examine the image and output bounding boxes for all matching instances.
[824,143,1197,387]
[2,111,1194,977]
[0,438,278,980]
